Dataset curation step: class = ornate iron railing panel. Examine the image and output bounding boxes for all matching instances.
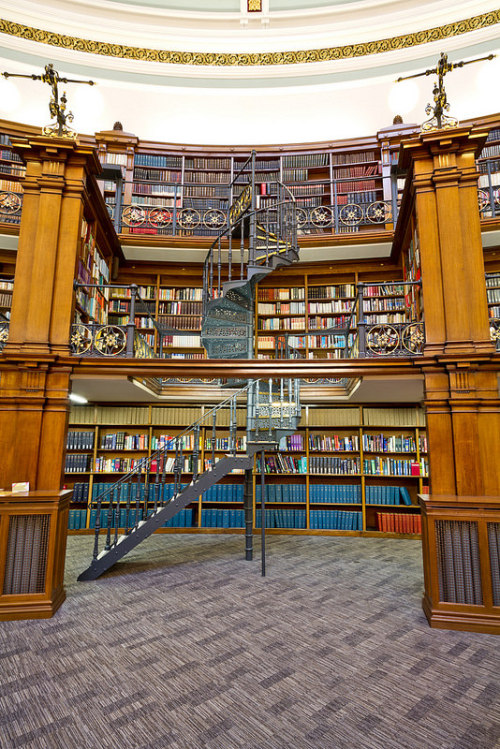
[362,321,425,357]
[70,323,130,357]
[0,191,23,225]
[490,317,500,351]
[0,321,9,351]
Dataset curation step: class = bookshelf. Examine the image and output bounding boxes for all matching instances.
[486,272,500,319]
[74,215,111,326]
[66,403,427,537]
[255,270,413,360]
[0,277,13,320]
[477,126,500,216]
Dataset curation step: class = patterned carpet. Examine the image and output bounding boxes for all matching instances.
[0,533,499,749]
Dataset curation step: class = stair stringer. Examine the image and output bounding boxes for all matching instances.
[78,453,255,581]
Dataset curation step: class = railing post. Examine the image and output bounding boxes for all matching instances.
[487,160,496,218]
[127,284,137,357]
[357,282,366,357]
[333,180,339,234]
[260,448,266,577]
[249,150,257,265]
[391,171,399,227]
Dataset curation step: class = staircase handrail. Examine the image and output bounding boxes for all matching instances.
[90,378,258,507]
[203,182,297,314]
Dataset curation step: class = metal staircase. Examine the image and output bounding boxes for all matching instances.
[78,153,302,580]
[78,379,301,580]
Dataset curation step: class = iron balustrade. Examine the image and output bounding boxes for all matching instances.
[0,190,23,225]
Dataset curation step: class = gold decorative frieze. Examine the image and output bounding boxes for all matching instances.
[0,11,498,67]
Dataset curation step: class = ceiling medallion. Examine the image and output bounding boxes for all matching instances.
[0,11,498,67]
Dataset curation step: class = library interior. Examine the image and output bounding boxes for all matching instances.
[0,2,499,748]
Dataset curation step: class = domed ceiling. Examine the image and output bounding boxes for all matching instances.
[0,0,498,143]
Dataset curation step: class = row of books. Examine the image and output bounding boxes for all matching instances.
[309,457,360,474]
[362,434,416,453]
[200,509,244,528]
[310,510,362,530]
[134,168,181,182]
[134,153,182,169]
[365,486,412,505]
[487,288,500,303]
[364,314,406,323]
[363,284,405,298]
[309,484,361,503]
[289,184,326,196]
[485,274,500,288]
[376,513,421,534]
[65,454,92,473]
[363,458,427,476]
[257,287,305,301]
[0,280,13,291]
[308,434,359,452]
[308,334,353,349]
[308,316,351,329]
[91,481,184,502]
[158,287,203,301]
[100,433,149,450]
[308,301,354,314]
[201,484,245,502]
[158,300,203,314]
[257,454,308,474]
[67,431,95,450]
[158,314,201,331]
[255,484,307,502]
[185,171,231,184]
[257,302,306,314]
[282,169,308,181]
[150,433,200,450]
[332,164,380,177]
[331,150,377,165]
[282,153,328,168]
[133,183,178,195]
[87,507,193,529]
[162,334,201,348]
[205,436,246,451]
[480,144,500,158]
[258,317,306,331]
[68,510,88,530]
[309,284,355,299]
[95,457,146,473]
[335,180,377,193]
[184,185,229,197]
[363,298,405,311]
[255,509,306,528]
[185,157,231,170]
[278,434,304,451]
[69,482,90,503]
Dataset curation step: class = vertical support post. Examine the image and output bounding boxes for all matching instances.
[127,284,137,357]
[249,150,257,265]
[356,282,366,357]
[260,448,266,577]
[333,180,339,234]
[114,170,123,235]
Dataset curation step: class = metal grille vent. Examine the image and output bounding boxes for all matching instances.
[435,520,482,605]
[2,514,50,595]
[487,522,500,606]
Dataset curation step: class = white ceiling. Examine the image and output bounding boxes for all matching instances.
[0,1,498,143]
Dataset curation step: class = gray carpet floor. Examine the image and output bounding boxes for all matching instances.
[0,533,499,749]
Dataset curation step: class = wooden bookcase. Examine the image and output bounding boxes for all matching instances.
[65,403,427,538]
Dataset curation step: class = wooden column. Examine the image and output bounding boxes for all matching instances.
[401,127,500,632]
[0,137,102,618]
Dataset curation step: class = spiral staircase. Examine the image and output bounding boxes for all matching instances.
[79,158,302,580]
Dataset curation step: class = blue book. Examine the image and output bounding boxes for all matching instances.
[399,486,412,506]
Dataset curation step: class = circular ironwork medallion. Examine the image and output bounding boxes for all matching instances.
[70,324,92,355]
[366,201,391,224]
[149,207,172,228]
[178,208,200,229]
[122,205,146,227]
[367,324,399,356]
[0,191,22,214]
[340,203,363,226]
[94,325,127,356]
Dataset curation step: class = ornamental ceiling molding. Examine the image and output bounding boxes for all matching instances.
[0,10,498,66]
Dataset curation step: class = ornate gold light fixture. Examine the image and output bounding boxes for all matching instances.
[1,63,95,138]
[397,52,495,132]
